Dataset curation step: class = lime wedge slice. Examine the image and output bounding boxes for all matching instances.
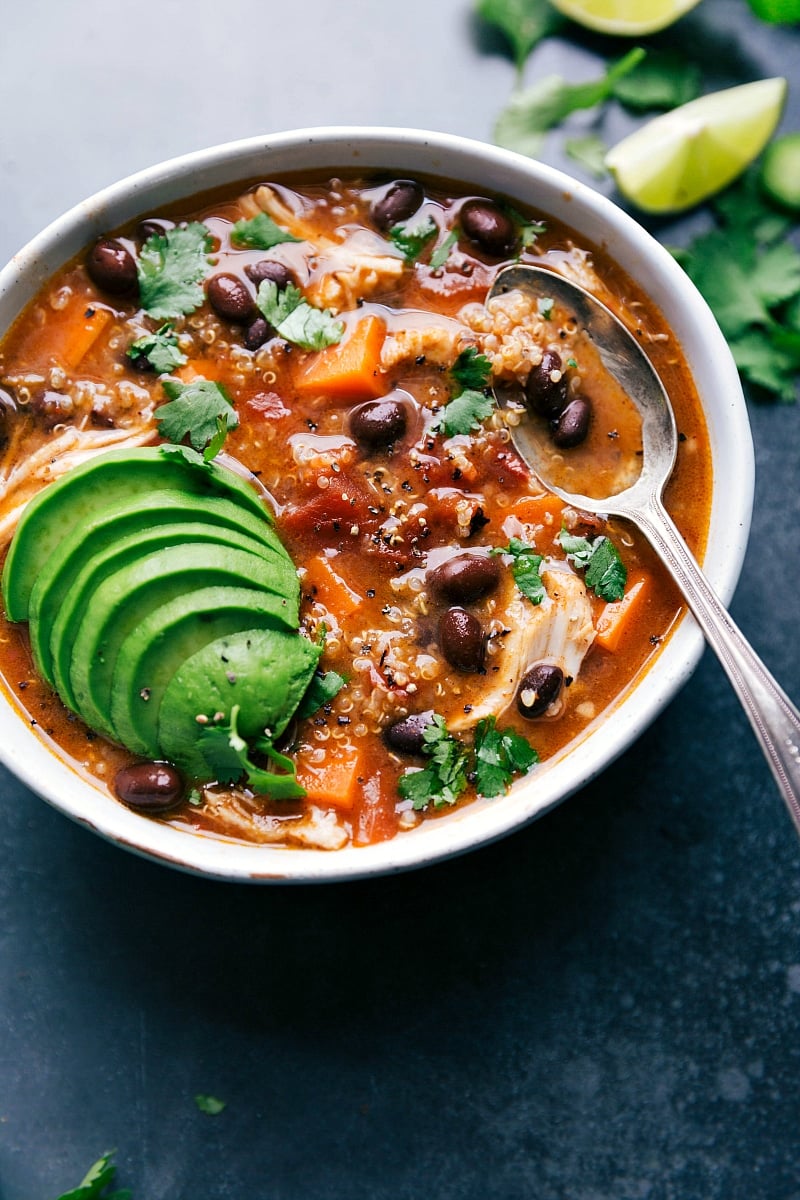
[549,0,701,34]
[605,77,788,214]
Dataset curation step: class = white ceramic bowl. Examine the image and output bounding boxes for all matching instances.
[0,127,753,882]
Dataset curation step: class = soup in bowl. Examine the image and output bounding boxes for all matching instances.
[0,128,752,881]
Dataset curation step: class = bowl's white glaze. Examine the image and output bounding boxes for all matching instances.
[0,127,754,882]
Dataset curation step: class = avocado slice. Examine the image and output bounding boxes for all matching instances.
[37,517,289,688]
[157,627,322,779]
[110,585,297,758]
[2,445,272,621]
[66,542,299,739]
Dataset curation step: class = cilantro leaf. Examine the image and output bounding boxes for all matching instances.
[492,537,546,604]
[730,328,800,403]
[202,413,229,463]
[155,377,238,453]
[158,443,207,469]
[611,51,700,113]
[505,206,547,251]
[430,229,459,271]
[194,1093,227,1115]
[473,716,538,798]
[198,705,306,799]
[54,1152,131,1200]
[256,281,344,351]
[714,173,792,245]
[559,529,627,601]
[230,212,301,250]
[451,346,493,390]
[389,214,438,262]
[475,0,562,73]
[137,223,212,320]
[565,133,609,180]
[295,669,347,720]
[494,48,645,157]
[747,0,800,22]
[127,324,187,374]
[436,388,495,436]
[397,714,469,810]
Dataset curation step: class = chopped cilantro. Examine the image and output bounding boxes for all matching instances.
[565,134,609,180]
[451,346,493,390]
[230,212,301,250]
[256,281,344,351]
[611,51,701,113]
[158,443,207,469]
[155,377,238,454]
[53,1152,131,1200]
[296,669,347,720]
[473,716,539,798]
[398,714,470,810]
[430,229,459,270]
[198,705,306,799]
[537,296,554,319]
[566,356,578,369]
[492,537,546,604]
[187,788,203,806]
[494,48,645,157]
[505,205,547,251]
[202,413,230,463]
[475,0,562,74]
[194,1093,227,1115]
[558,529,627,601]
[436,389,495,437]
[389,214,438,262]
[127,324,187,374]
[137,223,212,320]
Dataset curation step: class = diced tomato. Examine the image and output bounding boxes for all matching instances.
[279,471,383,541]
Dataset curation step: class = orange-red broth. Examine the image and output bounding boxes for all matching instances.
[0,175,712,848]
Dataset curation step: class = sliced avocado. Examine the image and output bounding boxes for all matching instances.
[66,543,299,738]
[45,520,291,693]
[38,518,289,688]
[110,585,295,758]
[157,627,321,779]
[2,445,272,622]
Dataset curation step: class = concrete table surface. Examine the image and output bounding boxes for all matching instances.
[0,1,799,1197]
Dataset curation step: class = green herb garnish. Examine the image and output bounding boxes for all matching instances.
[155,377,238,454]
[230,211,302,250]
[475,0,563,76]
[256,281,344,351]
[429,229,459,271]
[491,537,546,604]
[53,1152,131,1200]
[194,1093,227,1115]
[389,214,438,262]
[137,223,212,320]
[127,324,187,374]
[198,705,305,799]
[295,669,347,720]
[565,134,609,180]
[611,51,701,113]
[558,528,627,602]
[434,348,495,436]
[473,715,539,798]
[537,296,554,319]
[451,346,493,390]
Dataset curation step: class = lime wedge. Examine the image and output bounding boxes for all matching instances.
[549,0,701,34]
[605,78,788,214]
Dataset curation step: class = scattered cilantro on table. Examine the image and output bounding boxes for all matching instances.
[565,133,609,180]
[558,529,627,602]
[194,1093,227,1115]
[611,51,701,113]
[389,214,438,262]
[256,281,344,351]
[155,377,238,455]
[491,537,546,604]
[475,0,563,76]
[137,223,212,320]
[473,716,540,798]
[127,324,186,374]
[52,1152,131,1200]
[198,705,306,799]
[230,211,301,250]
[434,347,495,436]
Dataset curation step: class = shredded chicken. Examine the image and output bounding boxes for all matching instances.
[193,790,348,850]
[448,564,595,731]
[380,314,475,372]
[306,231,405,313]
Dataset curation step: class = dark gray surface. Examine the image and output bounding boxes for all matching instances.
[1,1,799,1197]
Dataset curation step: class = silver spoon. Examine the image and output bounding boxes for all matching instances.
[488,264,800,835]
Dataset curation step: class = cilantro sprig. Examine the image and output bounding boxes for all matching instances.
[256,281,344,351]
[155,377,238,460]
[389,214,438,262]
[430,229,459,271]
[558,529,627,602]
[230,212,302,250]
[137,223,212,320]
[491,537,546,604]
[434,347,496,436]
[53,1152,131,1200]
[198,705,305,799]
[127,324,187,374]
[397,712,538,809]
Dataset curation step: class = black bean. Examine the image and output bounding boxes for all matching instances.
[428,553,501,605]
[245,259,295,289]
[244,316,271,351]
[384,710,435,756]
[517,663,564,719]
[350,397,408,448]
[372,180,424,231]
[138,218,174,241]
[460,199,518,258]
[115,761,184,813]
[86,238,138,297]
[440,607,486,672]
[207,273,256,323]
[551,395,591,448]
[525,350,568,417]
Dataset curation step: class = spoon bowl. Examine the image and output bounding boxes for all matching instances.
[489,263,800,835]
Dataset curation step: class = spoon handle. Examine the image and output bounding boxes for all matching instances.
[625,495,800,835]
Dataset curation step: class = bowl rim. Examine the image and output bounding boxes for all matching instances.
[0,125,755,883]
